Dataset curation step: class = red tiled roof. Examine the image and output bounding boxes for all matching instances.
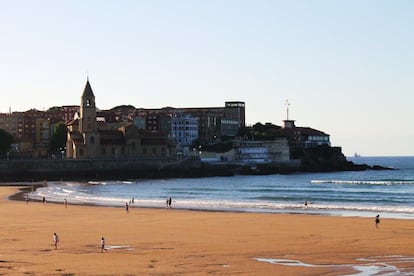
[66,119,79,126]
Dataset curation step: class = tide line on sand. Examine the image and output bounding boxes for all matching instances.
[254,255,414,275]
[104,245,134,251]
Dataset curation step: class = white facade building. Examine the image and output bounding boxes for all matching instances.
[235,139,290,163]
[171,114,199,146]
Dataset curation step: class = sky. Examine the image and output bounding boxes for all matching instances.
[0,0,413,157]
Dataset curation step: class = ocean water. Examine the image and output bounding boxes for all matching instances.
[29,156,414,219]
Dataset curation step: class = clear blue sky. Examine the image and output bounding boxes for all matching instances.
[0,1,412,156]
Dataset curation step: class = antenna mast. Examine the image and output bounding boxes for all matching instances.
[285,99,290,120]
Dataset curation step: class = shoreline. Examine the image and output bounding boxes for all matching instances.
[0,153,392,183]
[12,183,414,220]
[0,186,414,275]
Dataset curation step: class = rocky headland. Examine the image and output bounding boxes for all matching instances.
[0,145,391,182]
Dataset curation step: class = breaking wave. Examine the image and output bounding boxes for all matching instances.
[311,179,414,185]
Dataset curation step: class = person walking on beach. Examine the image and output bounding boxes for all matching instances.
[125,202,129,213]
[64,198,67,208]
[375,214,380,228]
[53,233,60,250]
[168,197,172,208]
[101,237,105,253]
[42,197,46,204]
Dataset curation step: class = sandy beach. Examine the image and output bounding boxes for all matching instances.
[0,186,413,275]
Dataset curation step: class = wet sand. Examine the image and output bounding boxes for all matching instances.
[1,186,414,275]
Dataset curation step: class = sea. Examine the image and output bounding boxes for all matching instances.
[29,156,414,219]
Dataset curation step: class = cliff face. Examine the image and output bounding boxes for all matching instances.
[294,145,370,172]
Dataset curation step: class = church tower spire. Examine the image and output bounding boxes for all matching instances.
[79,79,97,133]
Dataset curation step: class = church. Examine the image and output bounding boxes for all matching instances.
[66,80,176,159]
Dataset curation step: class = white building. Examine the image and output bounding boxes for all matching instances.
[235,139,290,163]
[171,113,199,146]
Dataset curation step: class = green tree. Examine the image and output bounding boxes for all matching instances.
[239,122,284,141]
[49,122,67,154]
[0,128,13,158]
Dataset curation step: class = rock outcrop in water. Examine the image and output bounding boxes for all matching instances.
[288,145,392,172]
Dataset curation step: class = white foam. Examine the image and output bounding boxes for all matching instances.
[88,181,106,185]
[311,179,414,185]
[105,245,134,251]
[254,256,414,275]
[29,186,414,218]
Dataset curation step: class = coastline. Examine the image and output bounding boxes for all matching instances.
[0,151,390,182]
[1,186,414,275]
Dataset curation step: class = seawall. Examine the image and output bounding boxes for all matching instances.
[0,158,302,182]
[0,158,190,182]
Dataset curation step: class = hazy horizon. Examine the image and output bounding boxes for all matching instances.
[0,1,412,157]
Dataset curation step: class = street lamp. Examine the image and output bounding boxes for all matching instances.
[60,147,66,159]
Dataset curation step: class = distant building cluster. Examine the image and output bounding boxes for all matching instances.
[0,79,330,163]
[0,80,246,159]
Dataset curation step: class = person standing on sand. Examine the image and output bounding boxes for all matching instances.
[168,197,172,208]
[125,202,129,213]
[101,237,105,253]
[375,214,380,228]
[53,233,60,249]
[64,198,67,208]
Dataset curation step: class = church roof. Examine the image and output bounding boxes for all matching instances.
[66,118,79,126]
[82,79,95,98]
[100,130,126,145]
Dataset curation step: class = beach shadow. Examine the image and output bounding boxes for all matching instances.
[0,260,34,275]
[147,259,158,269]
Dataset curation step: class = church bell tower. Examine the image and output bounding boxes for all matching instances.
[79,79,100,158]
[79,79,97,133]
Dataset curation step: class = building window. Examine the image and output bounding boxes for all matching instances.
[90,136,95,144]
